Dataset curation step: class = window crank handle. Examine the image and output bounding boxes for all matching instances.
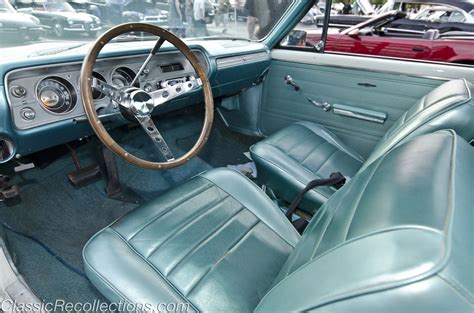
[285,75,300,91]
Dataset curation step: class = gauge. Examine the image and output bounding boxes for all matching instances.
[111,67,137,89]
[92,71,107,100]
[36,77,77,114]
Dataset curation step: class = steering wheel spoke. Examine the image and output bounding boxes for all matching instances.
[81,23,213,170]
[150,76,201,107]
[92,77,125,104]
[135,114,175,162]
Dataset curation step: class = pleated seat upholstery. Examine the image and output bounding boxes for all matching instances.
[84,131,474,312]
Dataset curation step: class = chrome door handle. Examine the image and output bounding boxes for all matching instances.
[285,75,300,91]
[306,97,332,112]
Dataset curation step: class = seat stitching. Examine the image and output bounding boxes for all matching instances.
[308,182,355,261]
[200,175,299,247]
[145,195,231,259]
[286,130,325,160]
[437,273,474,304]
[258,227,445,313]
[298,122,365,163]
[306,147,339,175]
[107,228,200,312]
[185,221,261,297]
[284,131,315,155]
[364,95,470,170]
[343,158,384,241]
[267,144,326,180]
[271,124,309,147]
[165,206,246,277]
[299,140,330,167]
[82,248,132,304]
[310,157,384,260]
[127,184,214,240]
[302,232,446,311]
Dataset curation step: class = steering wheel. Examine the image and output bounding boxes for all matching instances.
[80,23,214,170]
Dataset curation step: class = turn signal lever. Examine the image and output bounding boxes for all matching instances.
[284,75,300,91]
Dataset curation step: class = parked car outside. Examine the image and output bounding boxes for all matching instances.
[15,0,102,37]
[291,11,474,64]
[66,0,107,19]
[0,0,42,41]
[319,0,474,33]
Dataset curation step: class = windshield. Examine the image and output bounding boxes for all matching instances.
[1,0,294,50]
[0,0,15,13]
[44,1,75,12]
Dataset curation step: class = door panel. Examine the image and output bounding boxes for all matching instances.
[258,51,464,158]
[326,35,432,60]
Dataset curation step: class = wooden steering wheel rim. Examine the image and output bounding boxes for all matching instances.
[80,23,214,170]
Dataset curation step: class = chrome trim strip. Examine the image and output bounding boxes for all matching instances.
[333,104,387,124]
[216,52,269,69]
[271,49,474,82]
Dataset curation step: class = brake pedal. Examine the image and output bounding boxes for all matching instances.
[66,144,101,187]
[0,175,20,201]
[67,165,102,188]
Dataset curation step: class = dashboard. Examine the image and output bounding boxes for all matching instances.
[6,50,208,130]
[0,40,271,162]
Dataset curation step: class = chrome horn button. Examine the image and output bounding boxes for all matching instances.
[129,89,154,116]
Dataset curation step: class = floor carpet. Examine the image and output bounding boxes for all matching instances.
[0,108,257,303]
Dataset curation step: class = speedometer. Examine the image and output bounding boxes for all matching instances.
[111,67,137,88]
[37,77,77,114]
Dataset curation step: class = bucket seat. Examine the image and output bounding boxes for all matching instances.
[250,78,474,213]
[83,130,473,312]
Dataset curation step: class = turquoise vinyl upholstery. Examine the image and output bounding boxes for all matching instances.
[250,121,364,211]
[83,168,300,312]
[84,130,473,312]
[251,78,474,213]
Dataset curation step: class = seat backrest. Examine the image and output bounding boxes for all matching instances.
[362,79,473,170]
[256,130,473,312]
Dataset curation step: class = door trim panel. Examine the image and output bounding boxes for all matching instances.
[259,51,458,157]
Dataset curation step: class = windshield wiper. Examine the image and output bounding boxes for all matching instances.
[28,43,89,57]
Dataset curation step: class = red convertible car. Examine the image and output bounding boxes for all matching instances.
[299,11,474,64]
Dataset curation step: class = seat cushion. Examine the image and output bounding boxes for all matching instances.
[256,130,474,312]
[250,121,364,213]
[83,168,299,312]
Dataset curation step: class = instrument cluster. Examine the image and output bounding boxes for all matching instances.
[6,50,208,130]
[37,77,77,114]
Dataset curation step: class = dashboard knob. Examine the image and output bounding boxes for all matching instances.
[20,107,36,121]
[11,86,27,98]
[144,84,153,92]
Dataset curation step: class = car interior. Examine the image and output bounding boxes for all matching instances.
[0,0,473,312]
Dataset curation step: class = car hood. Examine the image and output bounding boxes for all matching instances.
[48,11,98,22]
[0,13,41,28]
